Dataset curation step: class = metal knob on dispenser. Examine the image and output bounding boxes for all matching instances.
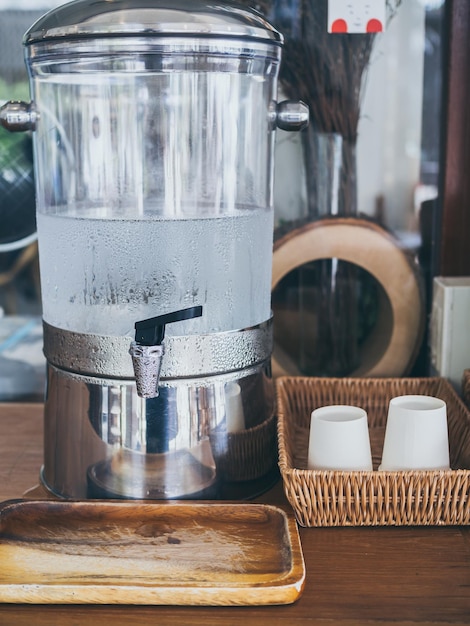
[274,100,309,131]
[129,306,203,399]
[0,101,38,132]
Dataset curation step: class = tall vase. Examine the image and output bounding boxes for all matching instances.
[302,129,357,219]
[298,129,362,376]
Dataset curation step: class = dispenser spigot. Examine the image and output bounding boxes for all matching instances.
[129,306,203,399]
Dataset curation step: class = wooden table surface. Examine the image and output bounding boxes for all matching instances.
[0,403,469,626]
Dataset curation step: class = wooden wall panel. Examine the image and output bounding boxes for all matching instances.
[438,0,470,276]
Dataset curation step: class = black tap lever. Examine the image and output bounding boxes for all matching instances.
[134,306,203,346]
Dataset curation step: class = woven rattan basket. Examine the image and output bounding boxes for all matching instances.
[276,377,470,527]
[210,413,277,481]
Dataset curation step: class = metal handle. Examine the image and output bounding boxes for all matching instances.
[134,306,203,346]
[275,100,309,131]
[0,101,37,132]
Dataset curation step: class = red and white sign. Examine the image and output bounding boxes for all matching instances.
[328,0,386,34]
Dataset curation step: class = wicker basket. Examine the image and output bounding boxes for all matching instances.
[276,377,470,527]
[210,413,277,482]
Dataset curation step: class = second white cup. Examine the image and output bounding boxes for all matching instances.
[308,405,373,471]
[379,395,450,471]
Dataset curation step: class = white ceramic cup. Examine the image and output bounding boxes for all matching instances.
[379,395,450,471]
[308,405,373,471]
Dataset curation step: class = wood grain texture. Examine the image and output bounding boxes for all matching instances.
[0,403,43,501]
[0,500,305,605]
[0,403,469,624]
[271,218,425,378]
[438,0,470,276]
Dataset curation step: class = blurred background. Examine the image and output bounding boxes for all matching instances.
[0,0,448,398]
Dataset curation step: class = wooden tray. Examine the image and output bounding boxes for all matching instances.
[0,499,305,605]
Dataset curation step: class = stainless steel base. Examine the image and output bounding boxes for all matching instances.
[42,361,275,500]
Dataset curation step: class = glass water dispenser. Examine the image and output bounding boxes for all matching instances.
[0,0,308,499]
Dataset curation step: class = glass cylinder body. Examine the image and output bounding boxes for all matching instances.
[27,36,280,337]
[21,1,285,500]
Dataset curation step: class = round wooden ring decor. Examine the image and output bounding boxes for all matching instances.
[271,217,425,378]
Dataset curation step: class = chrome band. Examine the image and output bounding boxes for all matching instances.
[43,318,273,379]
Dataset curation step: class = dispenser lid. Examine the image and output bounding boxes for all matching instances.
[24,0,282,45]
